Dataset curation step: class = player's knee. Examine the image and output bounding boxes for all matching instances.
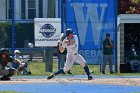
[80,63,87,67]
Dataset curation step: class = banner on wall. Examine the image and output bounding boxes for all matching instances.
[34,18,61,47]
[65,0,116,64]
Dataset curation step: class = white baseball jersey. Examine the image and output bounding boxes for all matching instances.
[61,35,87,72]
[62,35,78,55]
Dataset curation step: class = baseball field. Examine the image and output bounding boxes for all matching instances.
[0,61,140,93]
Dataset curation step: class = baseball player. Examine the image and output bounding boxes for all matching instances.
[57,33,72,74]
[47,28,93,80]
[0,48,15,80]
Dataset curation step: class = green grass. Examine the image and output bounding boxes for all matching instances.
[28,61,100,76]
[29,62,47,76]
[18,61,140,76]
[0,91,26,93]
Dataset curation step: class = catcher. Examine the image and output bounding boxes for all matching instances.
[0,48,15,80]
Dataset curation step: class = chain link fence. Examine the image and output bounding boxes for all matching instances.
[0,0,117,73]
[0,0,57,73]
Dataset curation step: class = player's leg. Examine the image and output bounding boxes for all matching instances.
[102,55,108,74]
[64,55,72,74]
[63,54,75,73]
[60,54,65,68]
[47,55,74,79]
[59,54,72,74]
[75,54,92,80]
[0,69,10,80]
[47,68,64,79]
[0,68,15,80]
[108,55,113,74]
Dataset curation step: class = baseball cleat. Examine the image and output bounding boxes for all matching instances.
[67,70,72,74]
[102,71,105,74]
[88,75,93,80]
[47,73,54,79]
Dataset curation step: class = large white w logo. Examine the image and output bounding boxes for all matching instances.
[71,3,107,46]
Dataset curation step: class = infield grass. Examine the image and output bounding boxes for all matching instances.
[17,61,140,76]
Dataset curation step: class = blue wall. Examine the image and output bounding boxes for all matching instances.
[65,0,117,65]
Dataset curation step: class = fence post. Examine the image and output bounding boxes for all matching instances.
[43,47,46,62]
[114,0,118,73]
[61,0,64,33]
[45,49,53,72]
[12,0,15,57]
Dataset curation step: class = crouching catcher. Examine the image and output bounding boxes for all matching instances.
[0,48,15,80]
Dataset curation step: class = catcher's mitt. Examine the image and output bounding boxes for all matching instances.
[14,59,21,64]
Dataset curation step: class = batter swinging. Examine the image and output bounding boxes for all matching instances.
[47,28,92,80]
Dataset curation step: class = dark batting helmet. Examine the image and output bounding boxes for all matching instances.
[66,28,74,37]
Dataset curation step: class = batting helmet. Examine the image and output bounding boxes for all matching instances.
[66,28,74,37]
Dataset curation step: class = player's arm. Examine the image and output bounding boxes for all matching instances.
[58,41,66,53]
[105,40,113,48]
[104,39,113,48]
[59,46,65,53]
[109,40,113,48]
[104,41,109,48]
[6,56,14,63]
[14,59,21,64]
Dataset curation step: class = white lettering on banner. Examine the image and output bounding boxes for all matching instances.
[71,3,108,46]
[35,39,59,41]
[34,18,61,47]
[40,29,55,33]
[79,50,103,64]
[79,50,102,57]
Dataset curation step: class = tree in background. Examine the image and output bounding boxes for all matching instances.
[118,0,140,14]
